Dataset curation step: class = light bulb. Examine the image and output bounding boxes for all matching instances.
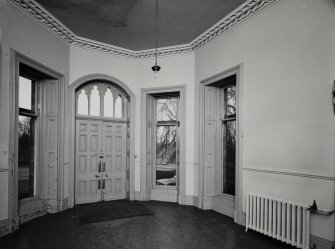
[154,71,158,78]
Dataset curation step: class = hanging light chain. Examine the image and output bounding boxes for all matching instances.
[155,0,158,64]
[151,0,161,75]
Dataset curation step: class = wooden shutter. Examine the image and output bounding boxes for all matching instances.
[204,86,217,197]
[146,95,154,191]
[41,79,59,212]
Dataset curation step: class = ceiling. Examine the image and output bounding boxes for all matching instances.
[35,0,247,51]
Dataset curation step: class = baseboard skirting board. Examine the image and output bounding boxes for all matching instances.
[240,211,246,227]
[310,234,334,249]
[0,219,9,237]
[184,195,199,207]
[61,198,69,211]
[134,191,141,201]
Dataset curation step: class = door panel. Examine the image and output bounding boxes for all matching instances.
[75,120,127,204]
[102,122,127,201]
[75,120,102,204]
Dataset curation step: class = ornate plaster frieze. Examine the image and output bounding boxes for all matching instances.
[73,36,136,58]
[9,0,279,58]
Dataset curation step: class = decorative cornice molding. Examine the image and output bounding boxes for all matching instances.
[72,36,136,58]
[9,0,279,58]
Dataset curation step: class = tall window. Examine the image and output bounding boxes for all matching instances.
[221,85,236,195]
[150,93,179,187]
[18,76,38,200]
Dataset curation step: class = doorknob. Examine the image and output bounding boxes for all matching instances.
[105,174,108,177]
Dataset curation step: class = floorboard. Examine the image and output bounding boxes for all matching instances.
[0,201,295,249]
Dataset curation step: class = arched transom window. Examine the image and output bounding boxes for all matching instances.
[76,82,128,120]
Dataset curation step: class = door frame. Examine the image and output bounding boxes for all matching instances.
[68,74,135,206]
[140,85,186,204]
[198,64,244,225]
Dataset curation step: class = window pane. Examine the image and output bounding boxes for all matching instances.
[115,95,123,118]
[156,125,176,186]
[18,115,35,199]
[223,120,236,195]
[90,85,100,116]
[77,89,88,115]
[104,87,114,117]
[19,76,34,110]
[225,86,236,116]
[156,98,177,121]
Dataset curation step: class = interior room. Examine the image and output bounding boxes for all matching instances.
[0,0,334,248]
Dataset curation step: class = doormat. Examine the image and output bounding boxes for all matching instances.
[74,200,154,225]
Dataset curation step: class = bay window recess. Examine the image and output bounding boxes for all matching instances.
[12,57,62,228]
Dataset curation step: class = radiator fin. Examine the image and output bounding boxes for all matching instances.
[246,192,310,249]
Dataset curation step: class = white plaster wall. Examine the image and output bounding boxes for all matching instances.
[0,0,69,221]
[195,0,335,241]
[70,49,195,195]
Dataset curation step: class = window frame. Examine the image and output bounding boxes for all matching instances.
[219,84,237,196]
[75,82,129,121]
[199,65,242,223]
[151,94,180,188]
[17,74,41,201]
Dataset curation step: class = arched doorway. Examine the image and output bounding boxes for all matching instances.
[69,75,135,205]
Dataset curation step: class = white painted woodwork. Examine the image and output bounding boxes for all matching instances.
[75,120,127,204]
[101,122,127,201]
[204,86,217,197]
[75,82,128,204]
[146,95,153,191]
[75,120,103,204]
[41,80,59,211]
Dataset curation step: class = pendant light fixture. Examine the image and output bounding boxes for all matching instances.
[151,0,161,78]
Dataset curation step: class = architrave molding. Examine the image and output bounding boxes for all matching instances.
[9,0,279,58]
[68,74,136,204]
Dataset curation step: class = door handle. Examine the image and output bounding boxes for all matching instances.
[98,161,102,172]
[102,162,106,172]
[105,173,108,177]
[95,174,100,178]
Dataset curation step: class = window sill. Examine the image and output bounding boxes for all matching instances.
[19,196,43,207]
[153,185,178,190]
[214,193,235,202]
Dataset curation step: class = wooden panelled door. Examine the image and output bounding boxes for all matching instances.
[75,82,128,204]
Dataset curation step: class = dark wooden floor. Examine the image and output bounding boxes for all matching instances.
[0,201,295,249]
